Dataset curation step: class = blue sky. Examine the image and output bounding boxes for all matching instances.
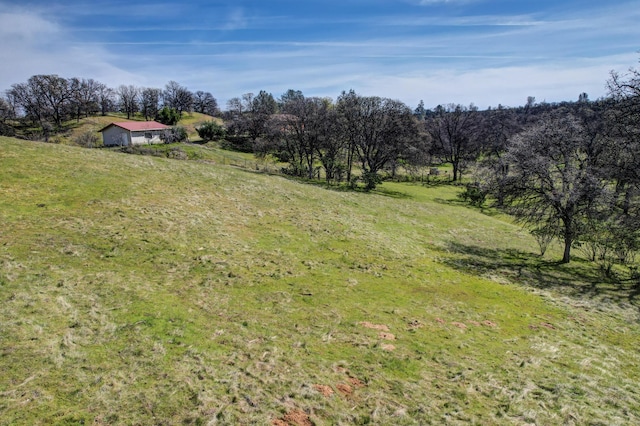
[1,0,639,110]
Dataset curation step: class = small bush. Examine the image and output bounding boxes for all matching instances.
[362,171,382,191]
[0,123,15,137]
[161,126,188,144]
[167,147,188,160]
[156,107,180,125]
[75,131,101,148]
[118,146,164,157]
[281,164,307,177]
[220,136,253,153]
[196,121,226,142]
[349,175,360,190]
[458,183,486,207]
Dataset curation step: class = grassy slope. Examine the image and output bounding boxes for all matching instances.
[57,112,218,144]
[1,136,639,425]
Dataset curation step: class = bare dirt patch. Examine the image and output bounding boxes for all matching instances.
[336,383,353,396]
[530,322,555,330]
[407,319,423,330]
[381,344,396,351]
[272,409,313,426]
[313,384,334,397]
[359,321,390,331]
[482,320,498,327]
[348,377,366,388]
[451,322,467,329]
[379,332,396,340]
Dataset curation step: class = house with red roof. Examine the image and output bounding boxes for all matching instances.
[99,121,170,147]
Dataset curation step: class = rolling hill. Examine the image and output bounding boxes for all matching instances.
[1,136,639,425]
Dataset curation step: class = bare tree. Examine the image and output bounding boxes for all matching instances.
[245,90,277,141]
[163,81,193,116]
[600,60,640,267]
[0,95,16,135]
[96,83,115,116]
[117,85,139,119]
[193,91,219,116]
[475,105,522,206]
[335,90,360,183]
[0,96,15,123]
[425,103,481,181]
[278,92,324,179]
[496,111,609,263]
[9,75,73,127]
[224,96,246,137]
[337,92,419,190]
[69,78,101,122]
[226,97,243,115]
[141,87,162,121]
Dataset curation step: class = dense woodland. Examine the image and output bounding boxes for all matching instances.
[2,58,640,268]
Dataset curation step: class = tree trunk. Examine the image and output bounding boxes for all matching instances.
[346,141,354,183]
[561,213,574,263]
[562,220,573,263]
[452,161,459,181]
[562,236,572,263]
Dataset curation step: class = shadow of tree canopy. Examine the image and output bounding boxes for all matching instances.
[371,186,413,199]
[439,241,640,309]
[243,168,416,199]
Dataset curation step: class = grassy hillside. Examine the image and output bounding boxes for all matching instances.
[42,112,218,145]
[1,136,639,425]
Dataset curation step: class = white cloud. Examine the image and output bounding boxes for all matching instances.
[0,12,59,41]
[222,8,249,31]
[356,54,637,109]
[0,8,140,90]
[1,1,638,111]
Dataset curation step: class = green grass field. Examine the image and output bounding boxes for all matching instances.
[1,136,639,425]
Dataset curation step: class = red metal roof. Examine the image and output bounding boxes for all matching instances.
[99,121,170,132]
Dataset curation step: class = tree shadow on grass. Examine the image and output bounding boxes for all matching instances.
[439,241,640,310]
[242,168,415,199]
[432,196,504,219]
[371,186,413,199]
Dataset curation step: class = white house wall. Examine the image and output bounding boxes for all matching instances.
[102,127,166,146]
[102,126,130,147]
[130,130,165,145]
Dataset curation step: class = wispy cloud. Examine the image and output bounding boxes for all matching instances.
[0,6,141,89]
[1,0,638,109]
[221,8,249,31]
[0,12,59,41]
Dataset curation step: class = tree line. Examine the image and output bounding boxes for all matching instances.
[0,76,219,134]
[217,64,640,267]
[2,58,640,267]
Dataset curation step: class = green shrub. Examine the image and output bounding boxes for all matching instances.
[156,107,180,125]
[167,147,188,160]
[75,130,101,148]
[196,121,226,142]
[220,135,253,153]
[458,183,486,207]
[362,171,382,191]
[161,126,188,144]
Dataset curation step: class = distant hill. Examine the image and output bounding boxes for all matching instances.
[1,136,639,425]
[36,112,220,145]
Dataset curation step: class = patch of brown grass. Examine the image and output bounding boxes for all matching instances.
[359,321,389,331]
